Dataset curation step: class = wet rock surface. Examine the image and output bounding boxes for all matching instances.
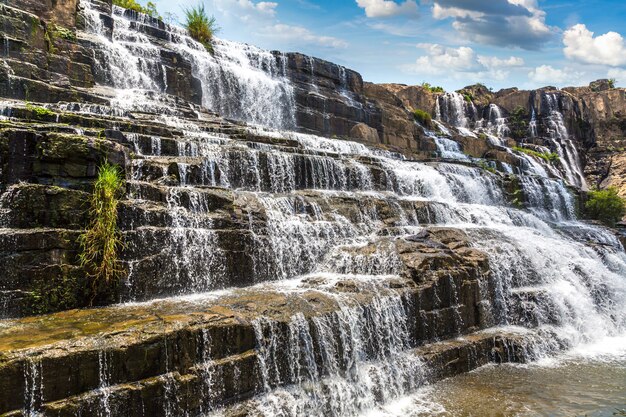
[0,0,625,416]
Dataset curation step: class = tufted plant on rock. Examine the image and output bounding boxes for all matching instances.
[79,162,126,301]
[184,4,218,53]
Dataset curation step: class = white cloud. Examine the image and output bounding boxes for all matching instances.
[528,65,581,85]
[563,24,626,67]
[368,21,423,36]
[261,24,349,48]
[402,44,523,81]
[213,0,278,22]
[409,44,477,74]
[477,55,524,68]
[356,0,419,18]
[432,3,482,20]
[432,0,554,49]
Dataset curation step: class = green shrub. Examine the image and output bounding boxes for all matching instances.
[512,146,559,163]
[608,78,616,89]
[113,0,160,18]
[463,93,473,103]
[421,82,445,93]
[585,187,626,227]
[184,4,218,53]
[413,108,432,128]
[79,162,125,300]
[509,106,529,140]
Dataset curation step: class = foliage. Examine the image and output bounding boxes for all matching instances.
[113,0,160,18]
[421,82,445,93]
[79,162,125,300]
[26,102,55,118]
[512,146,559,163]
[50,24,76,41]
[608,78,617,89]
[585,187,626,227]
[413,108,432,128]
[184,4,218,53]
[463,93,473,103]
[509,106,529,140]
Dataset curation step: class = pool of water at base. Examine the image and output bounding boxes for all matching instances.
[363,344,626,417]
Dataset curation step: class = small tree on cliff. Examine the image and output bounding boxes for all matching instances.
[585,187,626,227]
[508,106,529,140]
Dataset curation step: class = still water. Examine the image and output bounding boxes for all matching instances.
[366,337,626,417]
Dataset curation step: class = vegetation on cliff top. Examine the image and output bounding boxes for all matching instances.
[585,187,626,227]
[79,162,126,300]
[184,4,219,53]
[421,82,445,93]
[113,0,160,18]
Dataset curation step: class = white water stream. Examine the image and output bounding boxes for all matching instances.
[12,2,624,415]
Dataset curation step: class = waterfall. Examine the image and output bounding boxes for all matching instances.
[80,0,296,129]
[542,93,587,190]
[486,104,509,145]
[3,2,626,415]
[436,92,471,130]
[169,36,297,130]
[248,293,426,417]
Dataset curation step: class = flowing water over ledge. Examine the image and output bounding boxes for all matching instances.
[0,1,625,415]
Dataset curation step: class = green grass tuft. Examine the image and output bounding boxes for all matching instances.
[26,103,55,118]
[413,108,432,128]
[79,162,125,300]
[184,4,219,53]
[512,146,559,163]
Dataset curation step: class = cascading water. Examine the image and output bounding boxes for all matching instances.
[5,1,626,415]
[81,0,296,129]
[436,92,473,134]
[542,93,587,190]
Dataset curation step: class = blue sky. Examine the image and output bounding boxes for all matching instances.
[150,0,626,91]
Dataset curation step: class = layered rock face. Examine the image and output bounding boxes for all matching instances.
[1,0,626,416]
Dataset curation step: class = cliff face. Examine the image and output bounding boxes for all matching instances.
[1,1,626,416]
[4,0,625,195]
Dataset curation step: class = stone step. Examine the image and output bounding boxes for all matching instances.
[0,264,500,416]
[13,329,529,417]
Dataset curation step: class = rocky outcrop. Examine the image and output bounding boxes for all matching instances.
[283,53,384,143]
[0,226,527,416]
[0,1,625,415]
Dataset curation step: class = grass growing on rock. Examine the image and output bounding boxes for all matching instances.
[26,102,55,118]
[413,108,433,128]
[585,187,626,227]
[184,4,218,53]
[79,162,125,300]
[512,146,560,163]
